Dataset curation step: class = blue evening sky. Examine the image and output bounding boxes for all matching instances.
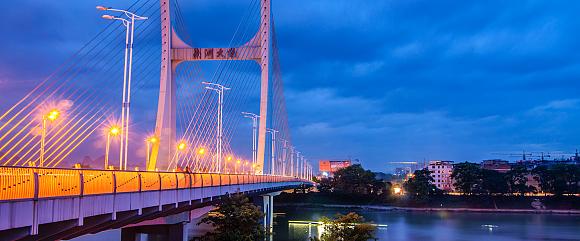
[1,0,579,172]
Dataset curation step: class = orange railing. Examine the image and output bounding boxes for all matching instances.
[0,166,305,201]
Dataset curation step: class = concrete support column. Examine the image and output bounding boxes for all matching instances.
[262,195,274,233]
[260,191,281,239]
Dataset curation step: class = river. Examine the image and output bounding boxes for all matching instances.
[273,206,580,241]
[71,207,580,240]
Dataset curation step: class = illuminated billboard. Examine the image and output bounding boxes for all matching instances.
[319,160,352,174]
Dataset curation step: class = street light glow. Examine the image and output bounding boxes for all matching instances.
[393,187,402,195]
[109,126,120,136]
[47,110,59,121]
[198,148,206,155]
[177,142,187,151]
[148,136,158,143]
[227,155,233,161]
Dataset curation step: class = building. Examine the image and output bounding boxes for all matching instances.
[481,159,511,173]
[319,160,352,177]
[427,160,454,191]
[394,167,411,177]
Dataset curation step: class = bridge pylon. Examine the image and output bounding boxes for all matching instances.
[148,0,272,173]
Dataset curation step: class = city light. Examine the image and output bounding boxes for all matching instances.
[393,187,402,195]
[148,136,158,143]
[198,148,206,155]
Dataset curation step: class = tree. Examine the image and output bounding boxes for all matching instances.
[317,177,334,193]
[533,164,580,195]
[451,162,483,195]
[403,168,440,200]
[311,212,376,241]
[506,164,534,195]
[198,193,265,241]
[480,169,508,195]
[332,164,382,195]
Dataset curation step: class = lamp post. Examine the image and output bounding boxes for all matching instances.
[295,151,301,178]
[40,109,59,167]
[226,155,233,173]
[195,147,206,172]
[300,155,306,179]
[266,128,278,175]
[303,157,307,179]
[146,136,157,166]
[176,141,187,170]
[242,112,259,168]
[203,82,230,173]
[98,5,147,170]
[289,146,295,177]
[281,139,288,176]
[105,126,120,169]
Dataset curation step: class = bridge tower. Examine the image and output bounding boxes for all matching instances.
[148,0,271,173]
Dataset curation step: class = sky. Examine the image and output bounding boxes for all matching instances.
[1,0,580,172]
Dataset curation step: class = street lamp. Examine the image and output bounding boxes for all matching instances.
[235,159,241,174]
[295,151,301,178]
[242,112,259,167]
[203,82,230,173]
[266,128,278,175]
[226,155,233,173]
[194,147,206,171]
[98,5,147,170]
[146,136,158,166]
[176,141,187,169]
[289,146,295,177]
[281,139,288,176]
[40,109,60,167]
[105,125,120,169]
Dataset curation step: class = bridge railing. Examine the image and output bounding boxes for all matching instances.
[0,166,306,202]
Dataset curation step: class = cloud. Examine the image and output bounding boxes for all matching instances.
[2,0,580,171]
[527,99,580,114]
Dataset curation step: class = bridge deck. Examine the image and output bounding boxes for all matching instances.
[0,167,308,239]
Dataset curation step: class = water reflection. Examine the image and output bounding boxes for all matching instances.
[273,207,580,241]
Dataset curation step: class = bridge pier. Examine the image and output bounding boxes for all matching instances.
[121,222,188,241]
[261,191,281,237]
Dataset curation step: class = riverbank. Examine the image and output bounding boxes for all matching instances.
[274,192,580,212]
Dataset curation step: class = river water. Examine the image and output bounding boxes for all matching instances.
[273,207,580,241]
[70,207,580,241]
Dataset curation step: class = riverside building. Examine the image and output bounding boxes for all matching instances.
[428,160,454,191]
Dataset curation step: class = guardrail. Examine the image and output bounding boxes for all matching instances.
[0,166,305,201]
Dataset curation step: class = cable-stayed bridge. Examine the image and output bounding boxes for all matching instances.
[0,0,313,240]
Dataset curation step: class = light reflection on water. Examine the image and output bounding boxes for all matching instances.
[272,207,580,241]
